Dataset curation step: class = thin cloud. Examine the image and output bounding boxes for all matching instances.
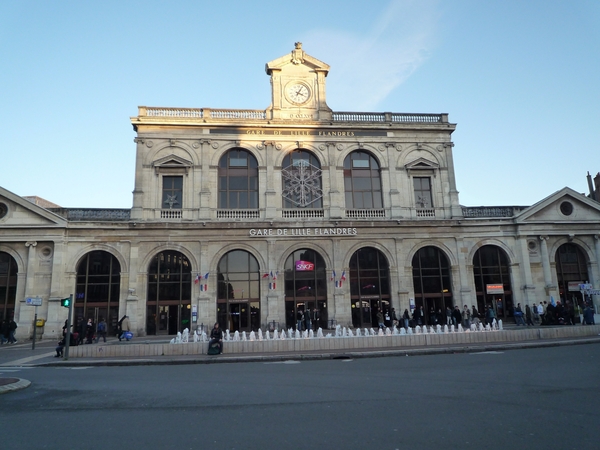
[303,0,440,110]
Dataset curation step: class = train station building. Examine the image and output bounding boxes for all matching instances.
[2,43,599,339]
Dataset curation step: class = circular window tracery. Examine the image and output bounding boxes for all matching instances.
[0,203,8,219]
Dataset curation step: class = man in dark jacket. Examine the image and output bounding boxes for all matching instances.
[208,322,223,354]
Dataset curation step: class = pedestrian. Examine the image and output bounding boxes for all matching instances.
[452,305,462,327]
[96,317,107,343]
[471,305,480,326]
[119,315,131,341]
[583,304,595,325]
[525,305,534,326]
[532,303,539,325]
[297,309,304,331]
[445,306,453,326]
[8,317,17,344]
[0,319,8,345]
[514,303,525,326]
[304,308,312,332]
[377,308,385,329]
[402,309,410,329]
[413,306,424,326]
[390,308,399,327]
[312,308,320,331]
[85,318,95,344]
[462,305,471,329]
[486,305,496,327]
[208,322,223,354]
[537,302,545,325]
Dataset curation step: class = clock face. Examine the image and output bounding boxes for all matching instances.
[286,83,310,104]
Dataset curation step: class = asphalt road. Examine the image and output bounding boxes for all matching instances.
[1,344,599,450]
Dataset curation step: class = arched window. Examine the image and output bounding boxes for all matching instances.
[0,252,17,321]
[217,250,260,332]
[147,251,191,335]
[555,243,589,317]
[473,245,513,320]
[349,247,390,328]
[284,249,327,329]
[75,251,121,334]
[344,151,383,209]
[218,149,259,209]
[412,246,452,325]
[282,150,323,209]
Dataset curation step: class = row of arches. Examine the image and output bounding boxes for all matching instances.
[0,243,591,333]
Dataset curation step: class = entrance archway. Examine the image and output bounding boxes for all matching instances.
[555,243,589,324]
[349,247,391,328]
[75,250,121,335]
[147,250,192,335]
[0,251,17,321]
[412,246,453,325]
[473,245,513,321]
[284,249,327,330]
[216,250,260,332]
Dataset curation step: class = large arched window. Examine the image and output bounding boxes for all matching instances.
[147,251,191,335]
[344,151,383,209]
[555,243,589,317]
[0,252,17,321]
[412,246,452,325]
[218,149,258,209]
[217,250,260,332]
[282,150,323,209]
[349,247,390,328]
[75,251,121,334]
[284,249,327,329]
[473,245,513,320]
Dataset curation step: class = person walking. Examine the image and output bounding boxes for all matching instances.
[0,319,8,345]
[486,304,496,327]
[403,309,410,329]
[471,305,480,327]
[312,308,320,331]
[119,315,131,341]
[296,309,304,331]
[8,317,17,344]
[525,305,534,326]
[377,308,385,329]
[462,305,471,329]
[96,317,107,343]
[452,306,462,327]
[304,308,312,332]
[85,318,95,344]
[532,303,540,325]
[514,303,526,326]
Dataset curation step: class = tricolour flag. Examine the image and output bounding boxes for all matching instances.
[194,274,200,285]
[339,270,346,288]
[262,273,270,279]
[331,270,336,282]
[200,272,209,291]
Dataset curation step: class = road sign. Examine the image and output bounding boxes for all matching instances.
[26,297,42,306]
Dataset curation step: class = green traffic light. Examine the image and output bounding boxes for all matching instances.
[61,298,71,308]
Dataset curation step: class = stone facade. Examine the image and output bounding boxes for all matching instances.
[1,44,599,340]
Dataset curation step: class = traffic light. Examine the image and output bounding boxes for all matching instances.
[61,297,71,308]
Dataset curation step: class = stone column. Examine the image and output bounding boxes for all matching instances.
[539,236,556,298]
[263,141,279,219]
[24,241,37,296]
[199,139,213,220]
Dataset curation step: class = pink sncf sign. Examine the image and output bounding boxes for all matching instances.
[295,260,314,271]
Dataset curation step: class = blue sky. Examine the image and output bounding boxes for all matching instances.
[1,0,598,208]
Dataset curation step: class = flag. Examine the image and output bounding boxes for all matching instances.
[200,272,209,291]
[262,273,270,279]
[331,270,336,282]
[550,296,556,306]
[269,271,278,290]
[194,274,200,285]
[339,270,346,288]
[272,271,278,280]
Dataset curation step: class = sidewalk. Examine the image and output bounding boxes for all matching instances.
[2,325,600,394]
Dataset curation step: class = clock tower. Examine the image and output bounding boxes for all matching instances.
[265,42,332,121]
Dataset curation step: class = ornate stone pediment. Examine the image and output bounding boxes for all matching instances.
[0,187,67,227]
[515,187,600,223]
[405,157,439,171]
[152,154,193,175]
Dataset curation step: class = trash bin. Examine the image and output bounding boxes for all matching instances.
[36,318,46,327]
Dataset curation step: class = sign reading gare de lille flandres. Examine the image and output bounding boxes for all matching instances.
[249,227,358,237]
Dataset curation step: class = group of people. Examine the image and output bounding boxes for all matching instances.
[296,308,321,332]
[0,317,18,345]
[54,315,132,357]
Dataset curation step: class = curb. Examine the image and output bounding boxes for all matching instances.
[0,378,31,395]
